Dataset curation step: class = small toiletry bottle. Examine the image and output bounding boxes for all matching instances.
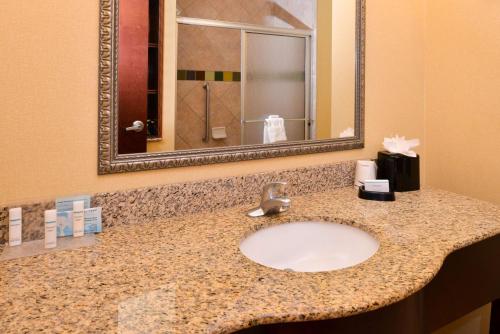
[73,201,85,237]
[8,207,22,246]
[44,210,57,249]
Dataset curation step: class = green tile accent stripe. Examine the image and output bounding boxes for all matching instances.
[214,71,223,82]
[178,70,241,82]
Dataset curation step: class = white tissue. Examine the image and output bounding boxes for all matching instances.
[383,135,420,158]
[339,127,355,138]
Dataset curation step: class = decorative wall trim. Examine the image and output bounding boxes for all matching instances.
[0,161,356,245]
[97,0,365,174]
[177,70,241,82]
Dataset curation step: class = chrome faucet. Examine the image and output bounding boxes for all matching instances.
[247,182,291,217]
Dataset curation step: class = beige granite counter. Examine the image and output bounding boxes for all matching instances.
[1,188,500,333]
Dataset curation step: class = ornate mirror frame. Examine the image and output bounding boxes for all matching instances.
[98,0,365,174]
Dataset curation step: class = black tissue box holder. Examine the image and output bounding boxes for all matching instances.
[376,151,420,192]
[358,186,395,202]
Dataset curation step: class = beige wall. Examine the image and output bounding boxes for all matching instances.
[148,0,177,153]
[425,0,500,205]
[425,2,500,329]
[317,0,357,140]
[316,0,333,139]
[331,0,356,137]
[0,0,425,206]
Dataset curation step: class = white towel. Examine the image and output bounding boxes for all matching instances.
[339,127,355,138]
[263,115,287,144]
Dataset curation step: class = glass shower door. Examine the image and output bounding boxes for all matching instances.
[242,32,310,145]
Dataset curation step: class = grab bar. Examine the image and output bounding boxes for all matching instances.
[203,82,210,142]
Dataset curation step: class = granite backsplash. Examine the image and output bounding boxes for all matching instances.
[0,161,356,244]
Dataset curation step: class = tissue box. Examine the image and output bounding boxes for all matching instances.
[376,151,420,192]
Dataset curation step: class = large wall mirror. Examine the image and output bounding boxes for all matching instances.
[98,0,365,174]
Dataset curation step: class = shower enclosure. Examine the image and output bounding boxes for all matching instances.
[176,11,314,149]
[242,30,311,145]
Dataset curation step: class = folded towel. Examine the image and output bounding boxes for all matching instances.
[339,127,355,138]
[263,115,287,144]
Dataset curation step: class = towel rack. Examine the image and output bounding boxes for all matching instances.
[242,118,307,124]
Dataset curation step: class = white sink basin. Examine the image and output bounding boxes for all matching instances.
[240,222,379,273]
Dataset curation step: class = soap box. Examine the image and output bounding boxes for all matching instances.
[57,208,103,237]
[57,211,74,237]
[56,195,91,213]
[84,207,102,234]
[55,195,97,237]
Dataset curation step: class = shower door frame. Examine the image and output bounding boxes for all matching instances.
[176,17,314,146]
[240,30,312,145]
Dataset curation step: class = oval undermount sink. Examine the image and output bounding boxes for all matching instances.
[240,222,379,273]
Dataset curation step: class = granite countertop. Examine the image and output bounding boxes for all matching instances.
[1,188,500,333]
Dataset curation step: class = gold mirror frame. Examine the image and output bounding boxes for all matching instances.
[98,0,365,174]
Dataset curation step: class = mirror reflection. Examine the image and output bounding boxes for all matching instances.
[117,0,357,154]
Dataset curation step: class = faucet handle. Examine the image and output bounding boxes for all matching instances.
[247,182,290,218]
[261,182,288,203]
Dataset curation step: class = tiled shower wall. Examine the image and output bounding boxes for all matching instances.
[176,0,316,29]
[176,25,241,150]
[271,0,316,29]
[176,80,241,150]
